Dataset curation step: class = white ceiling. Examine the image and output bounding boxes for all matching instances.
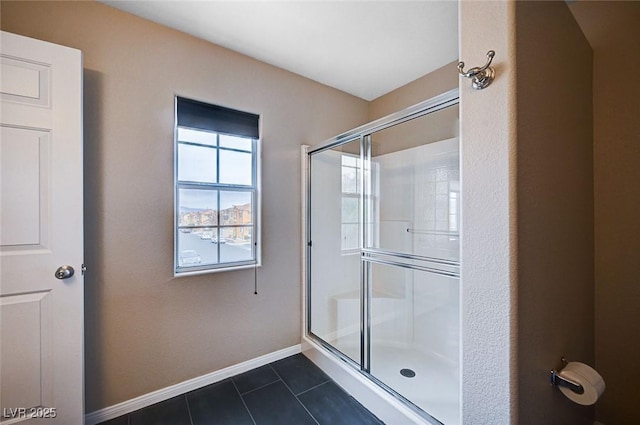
[101,1,459,101]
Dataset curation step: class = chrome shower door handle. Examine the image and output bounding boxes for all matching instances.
[55,265,75,280]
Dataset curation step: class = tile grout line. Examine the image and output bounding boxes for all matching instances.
[238,378,282,396]
[231,377,258,425]
[270,365,321,425]
[184,394,194,425]
[294,379,331,397]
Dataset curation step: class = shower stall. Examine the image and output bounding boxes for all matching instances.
[305,89,460,425]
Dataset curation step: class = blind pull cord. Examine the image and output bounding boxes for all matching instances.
[254,241,258,295]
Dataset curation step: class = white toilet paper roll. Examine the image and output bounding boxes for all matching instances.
[558,362,605,405]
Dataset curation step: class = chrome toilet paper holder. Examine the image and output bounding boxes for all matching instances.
[551,357,584,395]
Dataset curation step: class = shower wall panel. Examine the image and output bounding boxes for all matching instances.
[371,136,460,262]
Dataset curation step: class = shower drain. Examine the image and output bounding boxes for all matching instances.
[400,368,416,378]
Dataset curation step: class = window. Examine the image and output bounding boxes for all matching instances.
[341,154,360,251]
[448,190,459,233]
[175,97,260,274]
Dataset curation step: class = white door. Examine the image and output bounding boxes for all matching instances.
[0,31,84,424]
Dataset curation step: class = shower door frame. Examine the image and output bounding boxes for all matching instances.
[305,88,460,424]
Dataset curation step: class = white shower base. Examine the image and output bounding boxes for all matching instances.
[328,339,460,425]
[303,337,428,425]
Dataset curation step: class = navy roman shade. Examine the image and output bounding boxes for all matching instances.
[176,97,259,139]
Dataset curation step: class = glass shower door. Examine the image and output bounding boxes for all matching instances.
[307,90,460,425]
[365,104,460,425]
[365,259,460,424]
[308,139,362,364]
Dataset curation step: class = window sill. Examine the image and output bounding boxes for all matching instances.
[341,249,360,256]
[174,262,261,278]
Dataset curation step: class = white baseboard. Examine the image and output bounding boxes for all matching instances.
[85,344,301,425]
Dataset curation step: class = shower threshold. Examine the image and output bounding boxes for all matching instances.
[302,336,458,425]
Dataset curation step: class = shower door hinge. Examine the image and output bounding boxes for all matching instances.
[307,241,312,247]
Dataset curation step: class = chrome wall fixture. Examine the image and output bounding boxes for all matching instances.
[458,50,496,90]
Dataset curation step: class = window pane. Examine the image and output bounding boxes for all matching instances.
[342,155,358,167]
[220,227,253,263]
[342,197,359,223]
[342,223,359,251]
[178,127,216,146]
[178,144,217,183]
[220,134,252,152]
[449,191,459,232]
[220,191,252,225]
[341,164,357,193]
[177,228,218,268]
[178,189,218,227]
[219,150,252,185]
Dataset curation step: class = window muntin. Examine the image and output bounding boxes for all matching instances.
[175,99,259,274]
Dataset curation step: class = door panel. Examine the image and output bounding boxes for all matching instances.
[0,291,53,411]
[0,127,49,248]
[0,31,83,424]
[0,55,50,106]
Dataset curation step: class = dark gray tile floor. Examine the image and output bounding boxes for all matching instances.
[98,353,384,425]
